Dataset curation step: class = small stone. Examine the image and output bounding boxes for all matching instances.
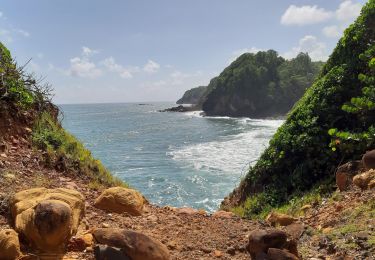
[212,210,235,218]
[0,229,22,260]
[167,240,177,250]
[201,247,212,253]
[266,212,297,226]
[0,153,7,158]
[213,250,222,257]
[226,246,236,255]
[102,223,110,228]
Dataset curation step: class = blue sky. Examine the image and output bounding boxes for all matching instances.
[0,0,367,104]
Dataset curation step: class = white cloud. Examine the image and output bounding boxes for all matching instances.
[102,57,133,79]
[82,46,98,57]
[322,25,341,38]
[69,57,102,78]
[284,35,328,61]
[16,29,30,37]
[143,60,160,73]
[68,47,102,78]
[281,5,333,25]
[336,0,362,22]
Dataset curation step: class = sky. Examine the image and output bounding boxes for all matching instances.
[0,0,367,104]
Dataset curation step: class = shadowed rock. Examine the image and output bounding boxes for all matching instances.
[93,228,170,260]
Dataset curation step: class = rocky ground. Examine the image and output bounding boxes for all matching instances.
[0,131,374,259]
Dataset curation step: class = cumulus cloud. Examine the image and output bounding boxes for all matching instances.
[143,60,160,73]
[284,35,328,61]
[68,47,102,78]
[102,57,133,78]
[322,25,341,38]
[16,29,30,37]
[336,0,362,22]
[281,5,333,25]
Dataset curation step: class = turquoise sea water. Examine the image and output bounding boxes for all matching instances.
[60,103,283,212]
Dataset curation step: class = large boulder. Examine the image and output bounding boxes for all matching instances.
[246,229,288,259]
[353,170,375,190]
[335,161,364,191]
[267,248,299,260]
[94,187,145,215]
[362,150,375,170]
[266,212,297,226]
[92,228,170,260]
[0,229,22,260]
[11,188,85,252]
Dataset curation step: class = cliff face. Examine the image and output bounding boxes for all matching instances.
[201,51,323,118]
[223,0,375,216]
[176,86,207,104]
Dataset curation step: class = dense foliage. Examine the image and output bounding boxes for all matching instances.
[201,51,323,117]
[226,0,375,218]
[0,41,125,189]
[176,86,207,104]
[32,112,125,189]
[0,42,52,110]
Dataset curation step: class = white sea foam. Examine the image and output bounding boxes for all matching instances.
[168,119,283,177]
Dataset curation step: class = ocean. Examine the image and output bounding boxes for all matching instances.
[60,103,283,212]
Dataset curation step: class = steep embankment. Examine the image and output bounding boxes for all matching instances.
[223,0,375,217]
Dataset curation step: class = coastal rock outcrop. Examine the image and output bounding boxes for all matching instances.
[94,187,145,215]
[93,228,170,260]
[11,188,85,252]
[0,229,22,260]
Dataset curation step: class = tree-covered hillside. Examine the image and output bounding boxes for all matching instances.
[201,51,323,118]
[222,0,375,217]
[176,86,207,104]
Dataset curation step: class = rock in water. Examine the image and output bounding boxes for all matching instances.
[363,150,375,169]
[0,229,22,260]
[94,187,145,215]
[11,188,85,252]
[93,228,170,260]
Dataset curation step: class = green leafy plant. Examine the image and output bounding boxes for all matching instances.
[226,0,375,218]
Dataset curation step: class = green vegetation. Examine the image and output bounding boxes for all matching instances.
[0,41,126,189]
[0,42,56,111]
[232,178,335,219]
[32,112,126,189]
[328,200,375,250]
[227,0,375,218]
[176,86,207,104]
[201,51,323,117]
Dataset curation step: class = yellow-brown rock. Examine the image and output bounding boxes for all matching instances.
[0,229,22,260]
[353,170,375,190]
[266,212,297,226]
[94,187,144,215]
[11,188,85,252]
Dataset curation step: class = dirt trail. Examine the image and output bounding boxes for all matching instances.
[0,136,260,259]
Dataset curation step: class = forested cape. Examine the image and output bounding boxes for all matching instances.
[222,0,375,217]
[177,51,323,118]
